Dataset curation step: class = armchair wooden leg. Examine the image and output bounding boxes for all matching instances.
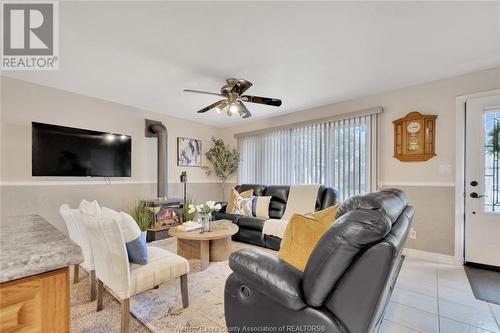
[90,270,96,302]
[180,274,189,308]
[121,298,130,333]
[96,279,104,312]
[73,264,80,284]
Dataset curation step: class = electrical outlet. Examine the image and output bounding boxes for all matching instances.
[409,228,417,239]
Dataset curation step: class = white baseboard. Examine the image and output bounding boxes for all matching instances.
[403,248,460,265]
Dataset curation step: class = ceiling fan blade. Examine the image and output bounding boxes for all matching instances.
[184,89,224,97]
[241,95,282,107]
[230,79,253,95]
[238,101,252,119]
[197,100,226,113]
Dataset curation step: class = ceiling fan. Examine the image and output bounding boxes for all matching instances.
[184,78,282,119]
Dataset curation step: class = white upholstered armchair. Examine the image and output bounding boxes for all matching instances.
[83,209,190,333]
[59,204,97,301]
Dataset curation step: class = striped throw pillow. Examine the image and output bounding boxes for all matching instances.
[252,196,272,219]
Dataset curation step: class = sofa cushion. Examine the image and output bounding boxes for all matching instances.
[263,185,290,219]
[235,184,267,196]
[129,246,188,295]
[302,208,392,307]
[264,235,281,250]
[238,228,266,247]
[318,186,339,210]
[238,216,266,231]
[335,188,408,224]
[214,212,241,225]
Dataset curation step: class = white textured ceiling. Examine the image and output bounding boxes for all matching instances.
[3,1,500,127]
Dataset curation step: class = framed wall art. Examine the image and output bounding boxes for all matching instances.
[177,137,202,166]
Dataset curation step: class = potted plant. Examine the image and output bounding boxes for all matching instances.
[196,201,222,232]
[182,198,197,223]
[130,200,151,239]
[202,137,240,200]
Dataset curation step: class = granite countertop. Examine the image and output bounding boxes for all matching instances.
[0,215,84,283]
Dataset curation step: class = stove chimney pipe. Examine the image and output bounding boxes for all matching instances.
[145,120,168,199]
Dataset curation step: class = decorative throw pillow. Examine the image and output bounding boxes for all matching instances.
[278,204,340,271]
[79,199,101,219]
[99,206,149,265]
[106,208,148,265]
[228,188,253,214]
[233,195,254,216]
[252,196,272,219]
[116,212,148,265]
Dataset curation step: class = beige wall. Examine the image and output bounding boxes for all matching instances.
[2,69,500,255]
[1,77,221,184]
[220,68,500,256]
[222,68,500,185]
[0,77,224,233]
[1,182,225,233]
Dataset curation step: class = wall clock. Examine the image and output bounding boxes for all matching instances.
[393,111,437,162]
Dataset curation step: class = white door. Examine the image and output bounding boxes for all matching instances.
[465,94,500,267]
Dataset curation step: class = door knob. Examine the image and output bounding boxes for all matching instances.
[470,192,487,198]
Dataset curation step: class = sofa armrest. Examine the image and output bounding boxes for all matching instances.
[229,248,306,310]
[216,202,228,213]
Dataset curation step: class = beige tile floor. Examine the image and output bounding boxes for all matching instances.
[379,257,500,333]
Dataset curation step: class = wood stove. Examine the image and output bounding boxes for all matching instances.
[145,119,183,242]
[144,198,182,242]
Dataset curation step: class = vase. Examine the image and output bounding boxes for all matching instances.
[202,213,212,232]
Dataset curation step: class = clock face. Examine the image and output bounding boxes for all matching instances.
[407,121,421,134]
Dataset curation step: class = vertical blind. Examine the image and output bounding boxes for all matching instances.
[238,110,380,200]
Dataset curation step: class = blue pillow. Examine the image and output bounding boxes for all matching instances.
[105,209,148,265]
[120,212,148,264]
[125,234,148,265]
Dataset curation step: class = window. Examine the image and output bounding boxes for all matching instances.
[484,110,500,212]
[238,109,381,200]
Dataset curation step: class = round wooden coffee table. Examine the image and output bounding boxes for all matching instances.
[168,219,238,270]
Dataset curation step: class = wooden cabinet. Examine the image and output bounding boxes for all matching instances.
[0,268,69,333]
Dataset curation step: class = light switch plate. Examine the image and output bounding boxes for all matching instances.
[439,164,452,174]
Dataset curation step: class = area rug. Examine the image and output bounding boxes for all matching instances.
[70,239,275,333]
[464,265,500,305]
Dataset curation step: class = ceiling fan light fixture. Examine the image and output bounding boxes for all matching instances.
[228,103,239,114]
[236,103,246,118]
[214,100,229,114]
[185,78,282,119]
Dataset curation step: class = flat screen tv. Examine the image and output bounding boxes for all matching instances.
[32,122,131,177]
